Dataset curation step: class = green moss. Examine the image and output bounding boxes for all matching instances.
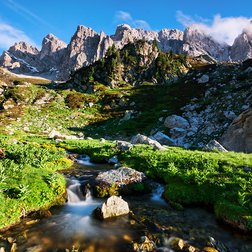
[0,137,73,230]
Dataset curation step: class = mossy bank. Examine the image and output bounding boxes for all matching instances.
[0,135,73,231]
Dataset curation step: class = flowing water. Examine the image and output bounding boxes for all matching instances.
[1,156,252,252]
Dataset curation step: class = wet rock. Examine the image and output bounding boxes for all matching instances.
[207,237,229,252]
[169,237,185,251]
[10,243,17,252]
[0,247,5,252]
[152,132,175,146]
[116,140,133,151]
[94,196,129,219]
[133,236,156,252]
[164,115,190,129]
[94,167,147,196]
[204,140,228,152]
[7,237,15,244]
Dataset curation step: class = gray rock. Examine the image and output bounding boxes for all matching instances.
[204,140,228,152]
[170,127,188,138]
[95,167,146,187]
[152,132,175,145]
[164,115,190,129]
[131,134,167,151]
[116,140,133,151]
[197,74,209,84]
[94,196,129,219]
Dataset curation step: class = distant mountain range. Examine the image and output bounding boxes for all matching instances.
[0,24,251,80]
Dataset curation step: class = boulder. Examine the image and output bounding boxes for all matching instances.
[48,130,79,140]
[204,140,228,152]
[131,134,167,151]
[116,140,133,151]
[164,115,190,129]
[94,167,147,197]
[220,108,252,153]
[152,132,175,145]
[94,196,129,219]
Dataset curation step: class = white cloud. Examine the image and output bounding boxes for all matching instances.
[115,11,151,30]
[176,11,252,45]
[0,22,36,50]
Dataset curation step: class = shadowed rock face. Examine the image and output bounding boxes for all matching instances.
[231,32,252,61]
[0,23,252,80]
[220,108,252,153]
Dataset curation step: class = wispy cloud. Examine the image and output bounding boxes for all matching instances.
[176,11,252,45]
[4,0,53,29]
[0,21,36,50]
[115,11,151,30]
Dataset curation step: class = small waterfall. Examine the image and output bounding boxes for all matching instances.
[67,179,85,203]
[75,155,94,166]
[151,183,165,203]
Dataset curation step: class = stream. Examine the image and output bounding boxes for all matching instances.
[1,156,252,252]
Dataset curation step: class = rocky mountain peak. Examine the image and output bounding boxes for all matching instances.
[9,41,39,55]
[40,33,67,60]
[74,25,98,38]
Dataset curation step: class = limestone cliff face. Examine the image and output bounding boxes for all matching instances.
[220,109,252,153]
[231,32,252,61]
[59,25,114,79]
[1,23,252,80]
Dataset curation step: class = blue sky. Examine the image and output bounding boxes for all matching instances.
[0,0,252,51]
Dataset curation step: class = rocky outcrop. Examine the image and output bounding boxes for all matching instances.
[93,196,130,219]
[220,108,252,153]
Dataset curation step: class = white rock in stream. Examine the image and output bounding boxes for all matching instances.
[94,196,129,219]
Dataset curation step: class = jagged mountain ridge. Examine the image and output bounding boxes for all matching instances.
[0,23,251,80]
